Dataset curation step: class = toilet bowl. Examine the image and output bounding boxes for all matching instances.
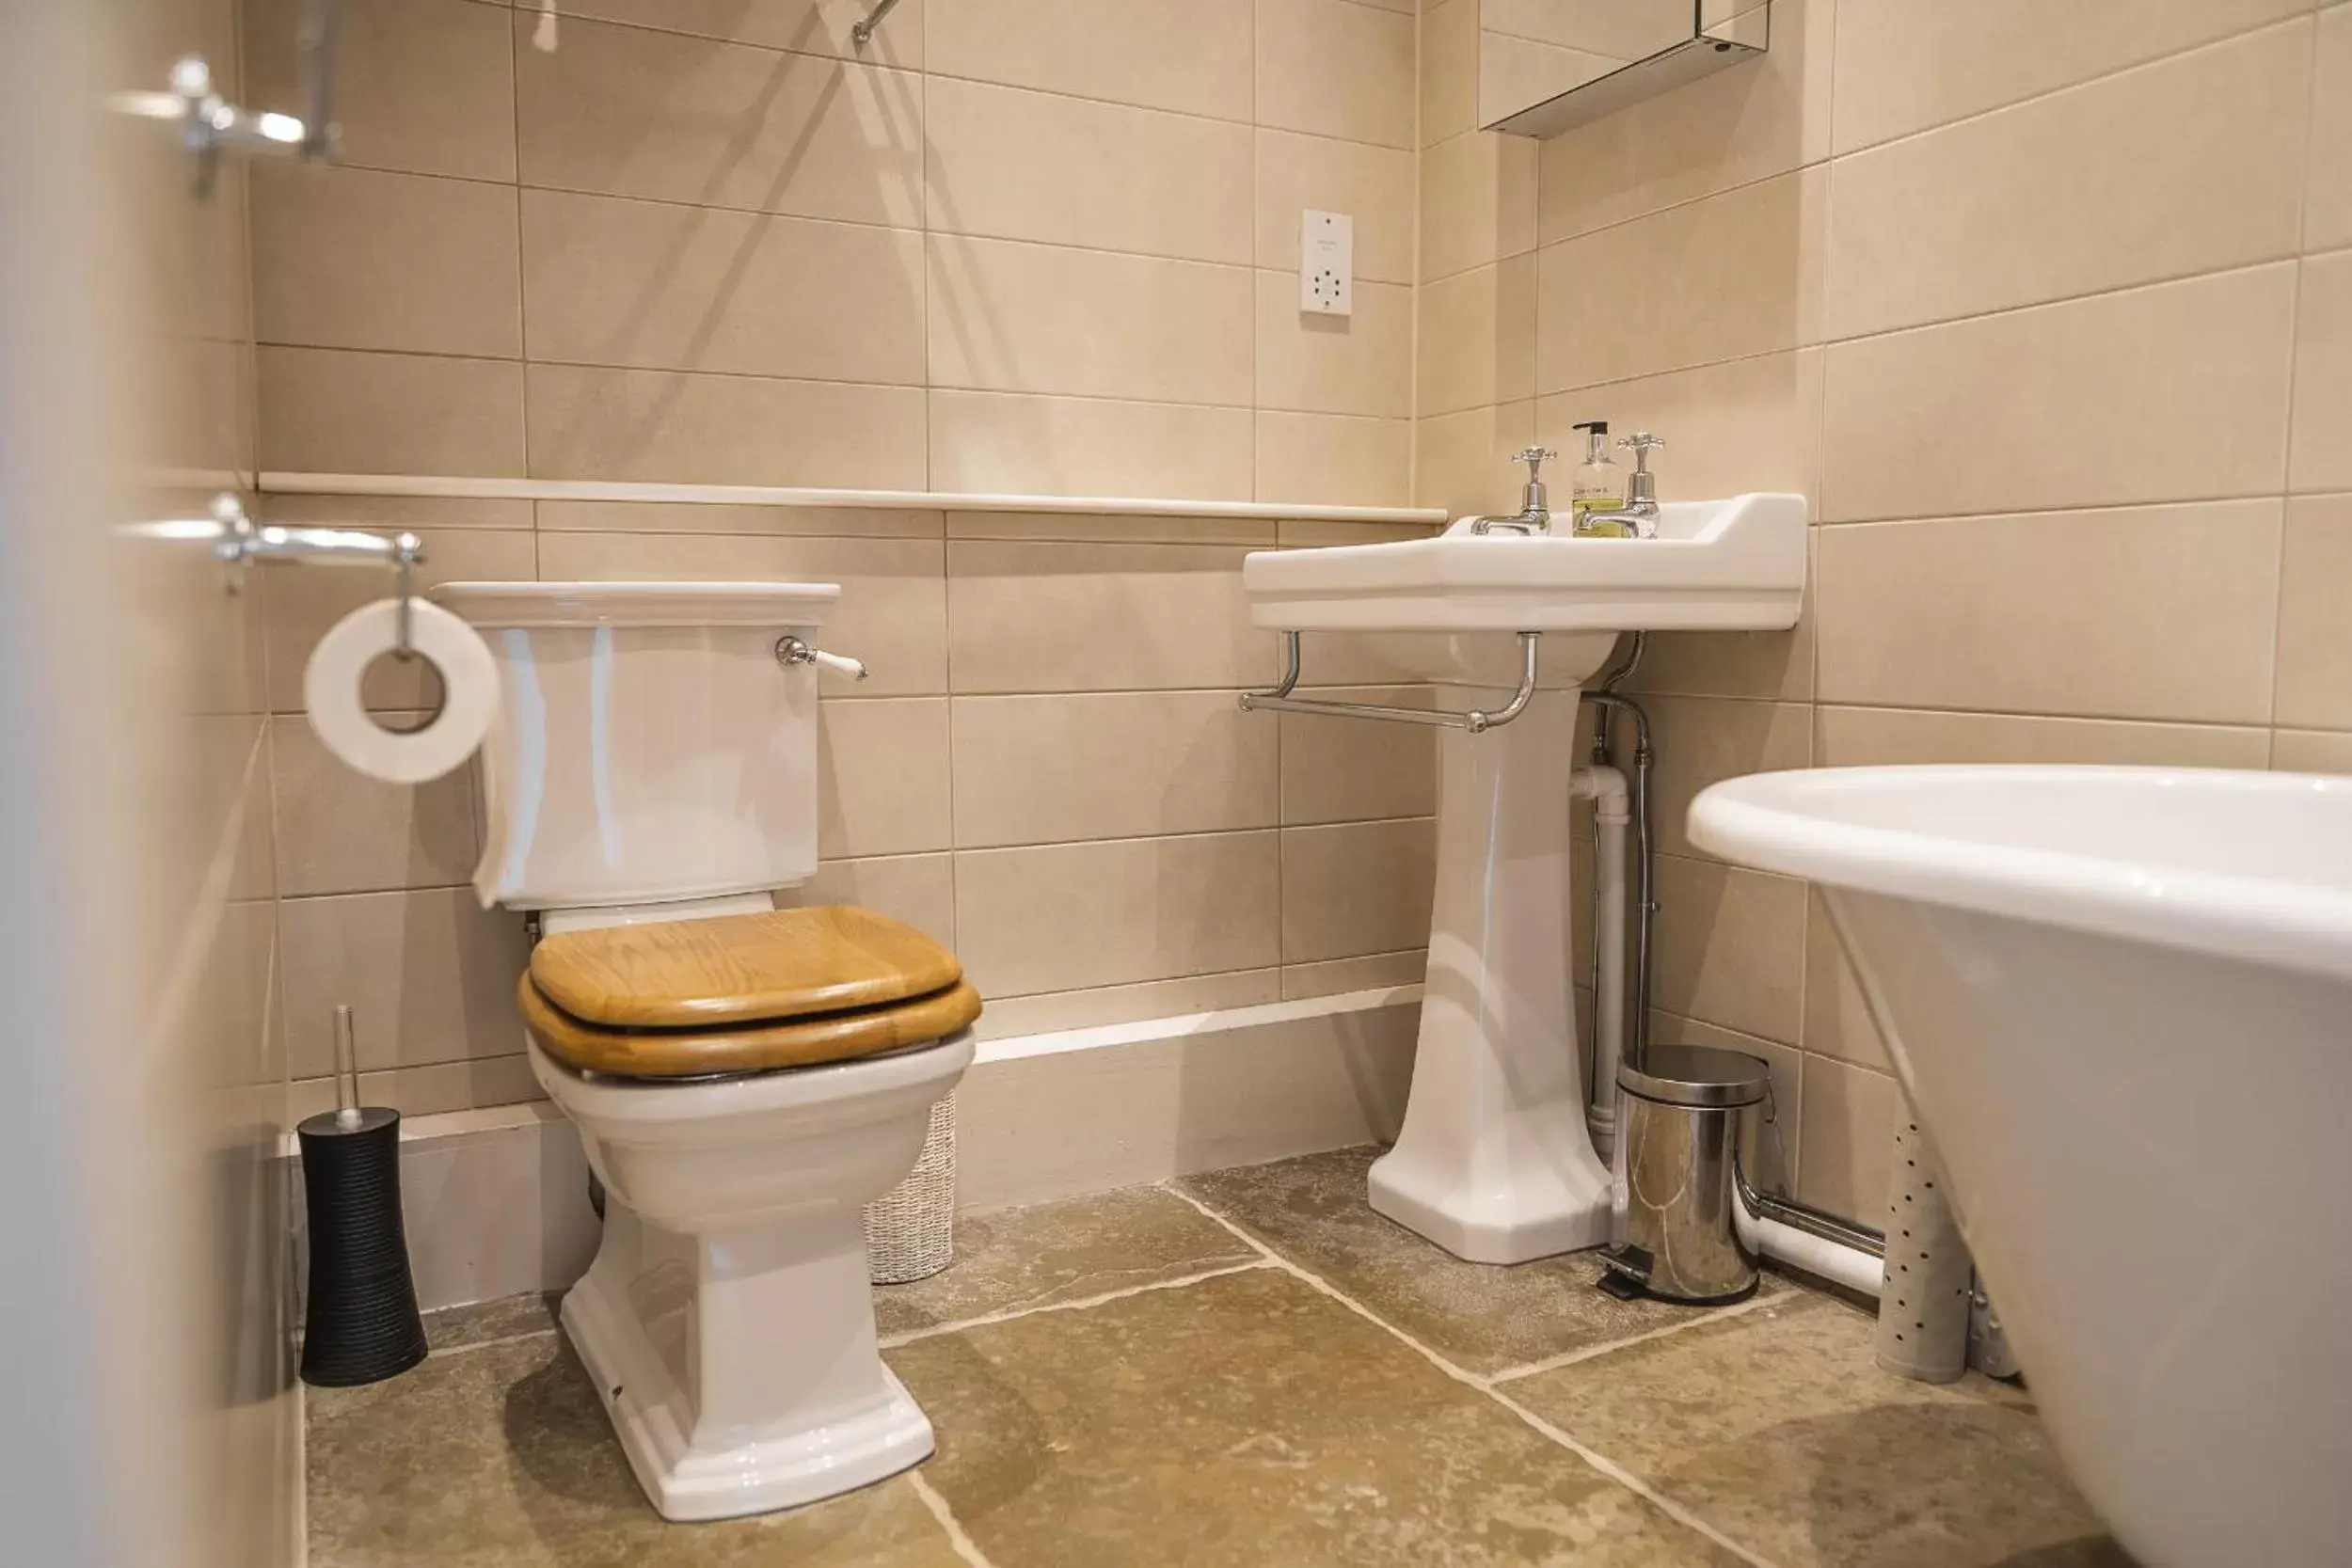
[435,582,978,1522]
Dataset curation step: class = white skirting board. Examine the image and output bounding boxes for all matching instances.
[291,988,1421,1313]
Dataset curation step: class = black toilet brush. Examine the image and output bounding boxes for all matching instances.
[298,1005,429,1386]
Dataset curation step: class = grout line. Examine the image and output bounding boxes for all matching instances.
[1478,1383,1778,1568]
[876,1260,1269,1348]
[1486,1290,1782,1386]
[908,1470,999,1568]
[1159,1188,1780,1567]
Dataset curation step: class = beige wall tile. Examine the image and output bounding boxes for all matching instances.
[1280,817,1438,964]
[535,500,944,539]
[257,347,527,477]
[1414,399,1534,514]
[953,831,1282,995]
[1800,892,1888,1072]
[817,698,953,859]
[945,540,1273,693]
[1535,165,1828,392]
[535,531,948,696]
[1420,0,1478,147]
[1255,130,1417,285]
[259,492,533,531]
[1276,519,1438,547]
[1830,0,2312,155]
[1815,705,2274,770]
[1796,1055,1897,1224]
[1279,688,1438,825]
[252,166,522,358]
[551,0,925,65]
[946,512,1273,546]
[2273,728,2352,773]
[776,851,958,950]
[976,970,1284,1039]
[2310,5,2352,252]
[279,887,531,1075]
[1420,130,1538,284]
[929,391,1255,501]
[1254,274,1413,419]
[245,0,516,181]
[269,715,477,897]
[951,691,1279,847]
[288,1056,544,1122]
[924,0,1253,120]
[1649,1012,1802,1194]
[2290,250,2352,495]
[1649,852,1804,1044]
[929,238,1252,406]
[1418,258,1537,418]
[1258,0,1418,150]
[927,78,1252,264]
[515,18,923,226]
[1816,502,2283,723]
[1283,949,1426,1000]
[1254,413,1413,508]
[1535,0,1833,244]
[267,527,536,711]
[1533,348,1826,503]
[1646,697,1811,858]
[525,365,927,488]
[2274,494,2352,729]
[1819,264,2297,522]
[1825,22,2312,341]
[1619,617,1815,706]
[518,191,925,384]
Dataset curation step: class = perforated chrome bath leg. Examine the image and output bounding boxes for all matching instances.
[1968,1275,2023,1380]
[1874,1101,1971,1384]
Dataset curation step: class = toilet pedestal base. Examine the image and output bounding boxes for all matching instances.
[562,1202,931,1522]
[1368,690,1613,1264]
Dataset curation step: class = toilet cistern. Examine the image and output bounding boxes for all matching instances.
[1239,462,1806,1264]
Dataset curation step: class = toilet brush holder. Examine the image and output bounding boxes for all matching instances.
[298,1006,427,1387]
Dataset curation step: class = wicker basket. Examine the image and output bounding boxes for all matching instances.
[865,1094,956,1284]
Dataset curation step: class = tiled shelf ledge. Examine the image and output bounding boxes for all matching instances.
[259,472,1450,528]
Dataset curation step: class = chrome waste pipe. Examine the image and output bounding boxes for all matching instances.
[1585,630,1887,1295]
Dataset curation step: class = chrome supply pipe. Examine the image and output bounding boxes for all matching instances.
[1581,634,1657,1069]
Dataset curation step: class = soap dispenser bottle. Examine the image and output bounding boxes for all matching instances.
[1569,420,1629,536]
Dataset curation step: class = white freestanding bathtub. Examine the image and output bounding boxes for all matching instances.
[1690,766,2352,1568]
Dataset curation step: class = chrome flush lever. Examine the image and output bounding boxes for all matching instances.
[776,637,869,683]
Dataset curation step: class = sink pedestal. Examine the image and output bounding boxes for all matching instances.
[1368,689,1613,1264]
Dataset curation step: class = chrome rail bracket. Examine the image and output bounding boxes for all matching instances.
[206,494,427,656]
[850,0,907,46]
[1238,629,1540,733]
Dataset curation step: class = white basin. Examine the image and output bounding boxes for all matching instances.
[1689,766,2352,1568]
[1243,492,1806,632]
[1239,492,1807,1266]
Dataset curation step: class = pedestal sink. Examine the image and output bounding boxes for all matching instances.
[1241,494,1807,1263]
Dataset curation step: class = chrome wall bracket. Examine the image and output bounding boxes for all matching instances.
[112,1,344,193]
[1238,630,1540,733]
[206,495,427,656]
[850,0,906,46]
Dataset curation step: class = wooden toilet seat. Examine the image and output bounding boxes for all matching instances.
[519,905,981,1079]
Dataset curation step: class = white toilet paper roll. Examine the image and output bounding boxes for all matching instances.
[303,597,499,784]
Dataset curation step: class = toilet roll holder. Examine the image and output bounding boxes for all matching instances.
[206,493,427,657]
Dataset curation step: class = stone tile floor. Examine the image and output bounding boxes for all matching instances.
[308,1147,2129,1566]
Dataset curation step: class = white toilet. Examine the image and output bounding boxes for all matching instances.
[433,581,977,1524]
